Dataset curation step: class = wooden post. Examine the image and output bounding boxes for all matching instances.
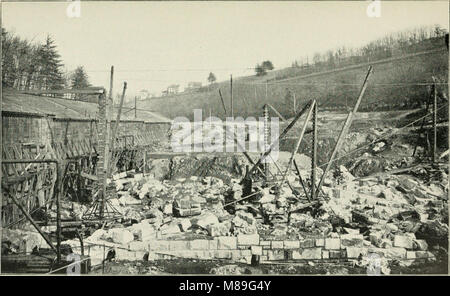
[315,66,373,196]
[135,96,137,119]
[279,100,316,187]
[293,93,296,112]
[109,66,114,102]
[9,188,57,254]
[55,162,63,263]
[263,104,269,183]
[432,79,437,163]
[230,75,233,118]
[248,100,314,176]
[218,89,227,116]
[311,103,318,199]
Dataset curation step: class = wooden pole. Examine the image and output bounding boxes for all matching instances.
[230,75,233,118]
[218,89,227,116]
[111,82,127,143]
[248,100,314,176]
[293,93,296,112]
[135,96,137,119]
[293,159,310,201]
[55,162,64,263]
[311,103,318,199]
[109,66,114,102]
[315,66,373,196]
[9,189,58,254]
[279,100,316,187]
[432,79,437,163]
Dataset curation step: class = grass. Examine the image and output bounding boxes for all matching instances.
[135,46,447,121]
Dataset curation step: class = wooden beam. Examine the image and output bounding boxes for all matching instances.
[316,66,373,196]
[279,100,315,187]
[248,99,314,176]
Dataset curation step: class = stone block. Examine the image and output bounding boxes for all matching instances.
[149,240,169,251]
[267,250,285,260]
[169,240,190,251]
[209,239,218,250]
[325,238,341,250]
[271,241,283,249]
[283,240,300,249]
[393,235,413,249]
[259,240,271,247]
[214,250,232,259]
[190,240,209,250]
[329,250,345,259]
[340,234,364,247]
[251,245,263,256]
[315,238,325,247]
[217,236,237,249]
[346,247,368,258]
[406,251,416,259]
[292,248,322,260]
[322,250,329,259]
[413,239,428,251]
[237,234,259,245]
[128,241,148,251]
[299,239,315,248]
[385,247,407,259]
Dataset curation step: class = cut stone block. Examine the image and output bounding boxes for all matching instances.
[217,236,237,249]
[413,239,428,251]
[214,250,232,259]
[329,250,345,259]
[209,239,218,250]
[169,240,190,251]
[292,248,322,260]
[325,238,341,250]
[406,251,416,259]
[283,240,300,249]
[385,247,407,259]
[251,245,263,256]
[267,250,285,260]
[393,235,413,249]
[259,240,271,247]
[346,247,368,258]
[299,239,315,248]
[340,234,364,247]
[271,241,283,249]
[190,240,209,250]
[237,234,259,245]
[149,240,170,251]
[315,238,325,247]
[128,241,148,251]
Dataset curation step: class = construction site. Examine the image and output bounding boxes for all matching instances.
[1,62,449,275]
[1,1,449,276]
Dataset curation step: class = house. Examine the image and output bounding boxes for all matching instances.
[167,84,180,95]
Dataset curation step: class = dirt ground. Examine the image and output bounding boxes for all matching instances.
[91,254,448,275]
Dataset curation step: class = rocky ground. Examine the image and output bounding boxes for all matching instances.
[2,119,448,275]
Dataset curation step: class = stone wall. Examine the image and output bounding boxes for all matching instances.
[69,233,435,264]
[1,113,171,151]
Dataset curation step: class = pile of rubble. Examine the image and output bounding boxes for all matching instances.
[3,149,446,273]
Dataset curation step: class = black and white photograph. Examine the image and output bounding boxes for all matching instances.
[0,0,449,278]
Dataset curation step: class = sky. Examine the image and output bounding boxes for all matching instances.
[2,1,449,98]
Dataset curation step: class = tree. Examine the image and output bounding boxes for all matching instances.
[255,64,266,76]
[36,35,65,90]
[207,72,216,84]
[71,66,91,89]
[262,60,274,71]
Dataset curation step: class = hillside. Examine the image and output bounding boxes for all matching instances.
[136,38,448,121]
